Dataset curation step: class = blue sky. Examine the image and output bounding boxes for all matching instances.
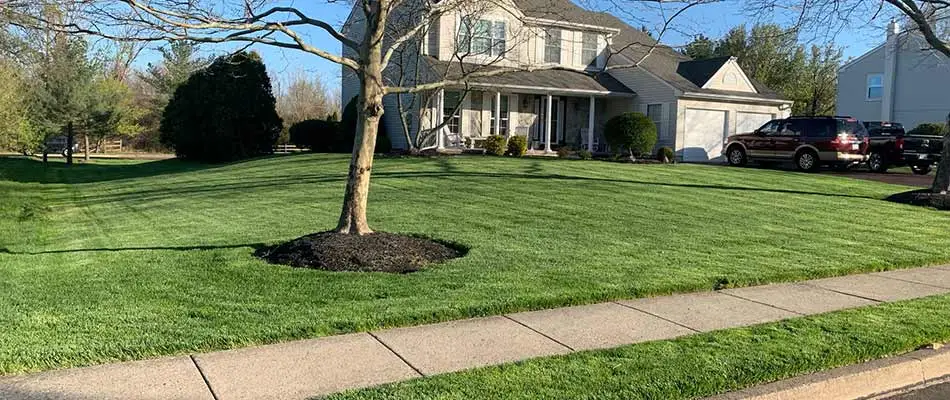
[135,0,892,92]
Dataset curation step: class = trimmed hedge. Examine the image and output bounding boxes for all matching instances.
[507,136,527,157]
[604,112,657,159]
[484,135,506,156]
[289,119,341,152]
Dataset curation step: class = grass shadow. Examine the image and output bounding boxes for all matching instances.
[0,243,267,255]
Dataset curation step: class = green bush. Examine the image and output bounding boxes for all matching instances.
[483,135,506,156]
[908,123,949,137]
[557,146,572,158]
[507,135,527,157]
[340,97,392,154]
[578,149,593,160]
[604,112,657,159]
[289,119,341,151]
[160,52,282,163]
[656,146,675,163]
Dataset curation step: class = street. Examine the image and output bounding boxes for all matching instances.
[885,380,950,400]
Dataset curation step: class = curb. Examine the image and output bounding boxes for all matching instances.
[705,346,950,400]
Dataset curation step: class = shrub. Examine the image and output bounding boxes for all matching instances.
[507,135,527,157]
[578,149,593,160]
[340,97,392,154]
[483,135,507,156]
[604,112,657,160]
[289,119,341,152]
[160,52,282,162]
[656,146,675,163]
[908,123,949,137]
[557,146,572,158]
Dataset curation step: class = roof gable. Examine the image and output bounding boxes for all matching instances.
[676,56,731,87]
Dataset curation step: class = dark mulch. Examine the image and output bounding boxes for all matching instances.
[886,189,950,210]
[254,231,465,273]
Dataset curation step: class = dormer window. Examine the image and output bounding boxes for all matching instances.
[460,18,506,57]
[544,29,561,63]
[582,32,598,67]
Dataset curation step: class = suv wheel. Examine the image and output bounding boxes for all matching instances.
[795,150,819,172]
[727,146,747,166]
[867,152,888,173]
[912,164,932,175]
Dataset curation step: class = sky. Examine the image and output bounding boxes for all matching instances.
[132,0,895,92]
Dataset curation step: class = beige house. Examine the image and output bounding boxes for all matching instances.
[341,0,793,161]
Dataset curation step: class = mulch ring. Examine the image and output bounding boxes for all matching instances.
[254,231,466,273]
[886,189,950,210]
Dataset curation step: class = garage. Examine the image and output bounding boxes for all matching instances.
[736,112,774,135]
[683,108,728,162]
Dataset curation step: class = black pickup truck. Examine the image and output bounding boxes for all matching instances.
[865,121,944,175]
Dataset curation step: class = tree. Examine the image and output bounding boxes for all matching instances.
[160,52,282,162]
[604,112,657,160]
[136,41,209,151]
[0,59,37,153]
[31,31,95,165]
[682,34,716,59]
[275,71,339,128]
[793,44,841,116]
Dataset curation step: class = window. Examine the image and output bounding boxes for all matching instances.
[544,29,561,63]
[443,91,462,135]
[646,104,663,138]
[804,120,835,138]
[582,32,599,67]
[758,120,781,135]
[867,73,883,100]
[460,18,506,57]
[490,95,510,136]
[778,120,806,137]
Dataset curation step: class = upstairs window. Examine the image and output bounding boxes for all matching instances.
[460,18,506,57]
[544,29,561,63]
[582,32,598,67]
[867,73,883,100]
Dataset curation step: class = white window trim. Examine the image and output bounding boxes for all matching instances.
[866,73,884,101]
[456,15,507,60]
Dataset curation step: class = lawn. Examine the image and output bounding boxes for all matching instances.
[2,153,950,375]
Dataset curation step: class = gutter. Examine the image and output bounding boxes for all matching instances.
[680,91,793,106]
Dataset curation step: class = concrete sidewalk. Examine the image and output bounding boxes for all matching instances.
[4,266,950,400]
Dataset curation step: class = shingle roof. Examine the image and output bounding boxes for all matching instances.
[423,57,634,94]
[510,0,787,101]
[676,56,732,87]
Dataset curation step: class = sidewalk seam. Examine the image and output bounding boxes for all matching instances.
[718,291,806,316]
[190,355,220,400]
[368,332,427,377]
[502,315,576,352]
[611,301,702,333]
[872,273,950,290]
[800,283,887,303]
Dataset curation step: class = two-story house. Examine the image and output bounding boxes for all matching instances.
[837,21,950,130]
[342,0,792,162]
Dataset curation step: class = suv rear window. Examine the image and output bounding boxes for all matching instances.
[868,127,905,137]
[838,120,868,137]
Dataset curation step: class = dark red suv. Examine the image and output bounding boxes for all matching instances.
[723,116,870,171]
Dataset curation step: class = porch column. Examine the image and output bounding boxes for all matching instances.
[587,96,595,152]
[494,91,502,136]
[544,94,553,152]
[436,88,445,149]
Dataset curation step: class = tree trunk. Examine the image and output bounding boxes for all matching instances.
[334,0,388,235]
[65,121,74,166]
[933,133,950,194]
[83,134,90,162]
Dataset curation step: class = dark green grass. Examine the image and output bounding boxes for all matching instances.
[329,294,950,400]
[2,154,949,375]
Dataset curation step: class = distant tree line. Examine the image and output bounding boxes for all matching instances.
[681,24,842,117]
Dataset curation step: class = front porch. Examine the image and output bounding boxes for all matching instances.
[425,87,634,153]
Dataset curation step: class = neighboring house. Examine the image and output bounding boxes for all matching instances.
[837,21,950,130]
[341,0,792,162]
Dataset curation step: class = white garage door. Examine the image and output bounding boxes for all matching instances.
[683,108,728,162]
[737,112,774,135]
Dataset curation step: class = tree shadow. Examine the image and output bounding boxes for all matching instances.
[0,243,266,256]
[0,154,320,184]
